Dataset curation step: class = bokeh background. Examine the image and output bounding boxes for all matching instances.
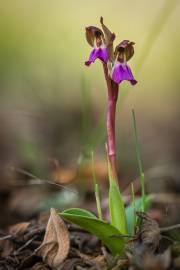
[0,0,180,224]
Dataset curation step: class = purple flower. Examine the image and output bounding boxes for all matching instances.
[85,18,115,66]
[85,46,108,66]
[112,62,137,85]
[111,40,137,85]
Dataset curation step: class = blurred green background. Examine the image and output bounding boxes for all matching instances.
[0,0,180,182]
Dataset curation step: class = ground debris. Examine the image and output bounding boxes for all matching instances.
[70,230,100,255]
[0,209,105,269]
[0,209,180,269]
[136,211,161,252]
[0,215,46,269]
[9,222,30,236]
[127,248,171,270]
[31,262,50,270]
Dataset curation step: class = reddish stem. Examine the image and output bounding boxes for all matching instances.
[103,63,119,182]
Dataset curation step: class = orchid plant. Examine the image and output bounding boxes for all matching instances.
[60,18,150,256]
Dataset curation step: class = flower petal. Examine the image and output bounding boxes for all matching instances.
[115,40,135,62]
[112,63,137,85]
[85,26,104,47]
[85,47,108,66]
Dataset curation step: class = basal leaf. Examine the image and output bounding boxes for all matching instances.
[62,208,97,218]
[106,148,127,234]
[126,195,151,235]
[60,211,125,255]
[109,180,128,234]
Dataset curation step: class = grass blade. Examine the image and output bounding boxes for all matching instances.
[132,109,145,212]
[91,152,103,220]
[131,182,136,234]
[126,195,151,234]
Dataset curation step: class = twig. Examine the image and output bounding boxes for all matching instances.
[160,224,180,233]
[9,166,78,194]
[13,236,36,255]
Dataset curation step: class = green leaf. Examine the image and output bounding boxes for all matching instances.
[60,211,125,255]
[62,208,97,218]
[109,180,127,234]
[106,148,127,235]
[126,195,151,235]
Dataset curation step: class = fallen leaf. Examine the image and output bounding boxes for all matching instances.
[36,208,70,268]
[9,222,30,236]
[0,238,14,257]
[90,255,108,269]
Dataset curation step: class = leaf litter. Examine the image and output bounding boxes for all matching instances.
[0,208,180,269]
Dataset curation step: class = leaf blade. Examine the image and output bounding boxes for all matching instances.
[106,146,128,234]
[60,212,125,255]
[62,208,97,218]
[109,180,127,234]
[126,195,151,234]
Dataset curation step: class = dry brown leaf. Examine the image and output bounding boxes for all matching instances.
[9,222,30,235]
[36,208,70,268]
[0,239,14,257]
[90,255,107,269]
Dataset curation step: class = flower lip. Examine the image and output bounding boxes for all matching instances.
[85,47,109,66]
[112,62,137,85]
